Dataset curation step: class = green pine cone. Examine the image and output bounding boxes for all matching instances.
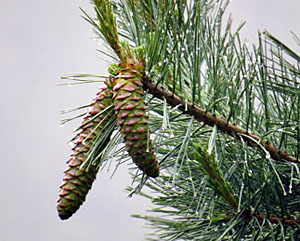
[57,79,113,220]
[112,61,159,178]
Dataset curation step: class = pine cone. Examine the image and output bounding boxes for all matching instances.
[112,61,159,177]
[57,79,113,220]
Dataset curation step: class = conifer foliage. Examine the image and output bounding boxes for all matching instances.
[58,0,300,239]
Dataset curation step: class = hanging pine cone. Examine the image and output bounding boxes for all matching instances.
[57,79,114,220]
[112,60,159,177]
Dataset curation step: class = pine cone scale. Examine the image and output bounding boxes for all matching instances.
[113,61,159,178]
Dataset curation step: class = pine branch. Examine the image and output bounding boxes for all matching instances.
[144,78,300,164]
[254,212,300,226]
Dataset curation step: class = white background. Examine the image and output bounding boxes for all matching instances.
[0,0,299,240]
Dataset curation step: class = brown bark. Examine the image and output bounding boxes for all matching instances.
[254,213,300,226]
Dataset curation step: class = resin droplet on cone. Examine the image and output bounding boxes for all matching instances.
[57,79,113,220]
[113,61,159,177]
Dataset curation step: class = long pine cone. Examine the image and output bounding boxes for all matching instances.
[112,61,159,177]
[57,79,113,220]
